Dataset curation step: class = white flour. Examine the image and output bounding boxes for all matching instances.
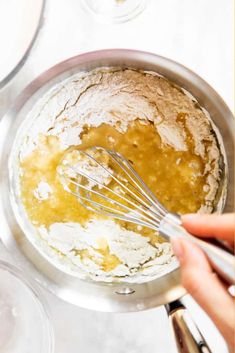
[34,182,52,201]
[37,219,176,282]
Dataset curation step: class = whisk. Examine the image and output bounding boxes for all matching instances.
[59,146,234,284]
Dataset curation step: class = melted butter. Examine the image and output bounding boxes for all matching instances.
[73,239,121,271]
[101,253,121,272]
[20,135,93,227]
[96,237,121,271]
[20,120,208,271]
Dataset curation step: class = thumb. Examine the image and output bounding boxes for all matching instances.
[171,238,234,350]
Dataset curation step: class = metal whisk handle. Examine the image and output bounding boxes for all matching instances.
[159,213,235,285]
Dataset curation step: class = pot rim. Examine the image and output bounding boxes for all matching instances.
[0,49,233,312]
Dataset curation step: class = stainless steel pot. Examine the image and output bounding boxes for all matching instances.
[0,49,234,352]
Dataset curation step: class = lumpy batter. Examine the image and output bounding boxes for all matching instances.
[20,121,216,272]
[15,68,223,282]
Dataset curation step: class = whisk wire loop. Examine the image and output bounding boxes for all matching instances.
[60,146,167,230]
[63,165,161,229]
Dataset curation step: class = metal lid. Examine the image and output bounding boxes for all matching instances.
[0,0,45,89]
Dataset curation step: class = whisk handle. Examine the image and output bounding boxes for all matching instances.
[159,213,235,285]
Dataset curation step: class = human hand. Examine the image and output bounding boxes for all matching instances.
[171,213,235,352]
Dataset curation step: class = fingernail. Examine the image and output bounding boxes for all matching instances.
[181,214,200,222]
[171,239,184,260]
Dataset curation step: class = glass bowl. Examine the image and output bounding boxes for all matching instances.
[0,260,54,353]
[82,0,148,24]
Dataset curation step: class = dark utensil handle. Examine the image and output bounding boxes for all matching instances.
[165,300,212,353]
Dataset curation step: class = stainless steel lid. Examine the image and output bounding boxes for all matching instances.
[0,0,45,89]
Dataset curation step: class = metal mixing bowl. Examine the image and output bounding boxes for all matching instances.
[0,49,234,312]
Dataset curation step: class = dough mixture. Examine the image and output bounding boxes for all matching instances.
[12,68,223,282]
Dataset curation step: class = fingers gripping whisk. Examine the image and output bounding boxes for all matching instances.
[57,147,167,231]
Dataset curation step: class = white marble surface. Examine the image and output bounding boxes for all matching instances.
[0,0,233,352]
